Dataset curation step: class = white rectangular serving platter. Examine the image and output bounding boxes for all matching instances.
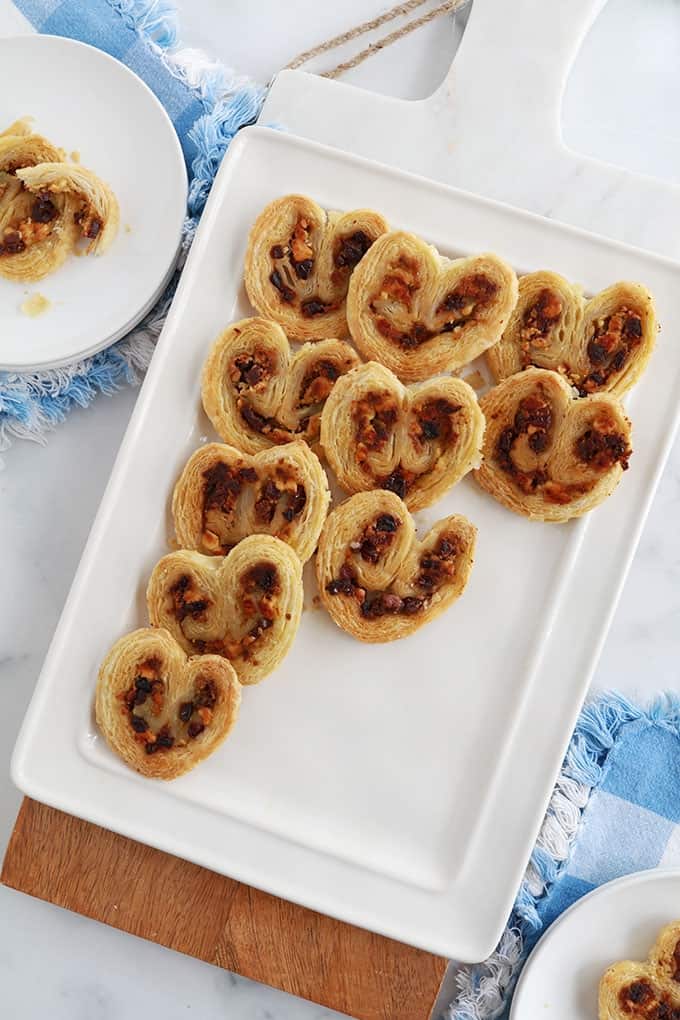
[13,127,680,962]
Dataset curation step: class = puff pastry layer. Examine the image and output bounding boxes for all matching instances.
[316,490,476,642]
[0,127,75,281]
[18,161,119,256]
[0,118,119,282]
[96,627,241,780]
[147,535,303,685]
[172,440,329,563]
[201,316,360,453]
[474,367,632,521]
[320,361,484,511]
[244,194,388,341]
[486,272,656,397]
[599,921,680,1019]
[346,231,518,381]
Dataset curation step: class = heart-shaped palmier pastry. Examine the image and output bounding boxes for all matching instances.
[486,272,656,397]
[0,124,74,281]
[244,194,388,341]
[17,162,118,255]
[474,367,632,521]
[96,627,241,780]
[172,440,329,563]
[599,921,680,1019]
[147,535,303,685]
[201,316,360,453]
[1,120,118,282]
[346,230,518,382]
[316,490,476,643]
[320,361,484,511]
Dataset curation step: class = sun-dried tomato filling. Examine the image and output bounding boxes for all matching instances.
[177,678,218,740]
[268,216,338,316]
[0,180,61,257]
[575,419,631,471]
[347,513,400,564]
[230,349,273,392]
[121,658,221,754]
[201,462,258,551]
[297,359,341,407]
[379,466,416,500]
[579,306,643,393]
[170,574,211,623]
[615,971,680,1018]
[353,391,399,465]
[496,390,554,493]
[411,397,462,444]
[331,230,373,284]
[0,188,60,256]
[73,201,102,241]
[203,462,258,516]
[519,289,563,365]
[436,273,499,320]
[326,532,459,619]
[233,356,342,442]
[354,391,461,495]
[370,267,498,349]
[200,460,307,552]
[121,657,171,755]
[253,478,306,525]
[192,561,280,662]
[496,391,630,503]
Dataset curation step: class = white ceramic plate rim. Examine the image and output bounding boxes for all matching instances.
[511,868,680,1018]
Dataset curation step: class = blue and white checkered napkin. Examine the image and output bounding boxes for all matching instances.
[451,694,680,1019]
[1,0,264,451]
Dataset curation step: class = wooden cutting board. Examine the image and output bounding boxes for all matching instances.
[7,1,680,1017]
[1,799,447,1020]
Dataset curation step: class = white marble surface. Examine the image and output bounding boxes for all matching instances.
[2,2,680,1018]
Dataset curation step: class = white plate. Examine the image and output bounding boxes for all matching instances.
[511,869,680,1018]
[12,127,680,962]
[0,35,187,372]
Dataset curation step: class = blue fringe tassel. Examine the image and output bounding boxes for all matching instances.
[105,0,179,48]
[451,691,680,1019]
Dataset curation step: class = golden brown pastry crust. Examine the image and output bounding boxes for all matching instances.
[18,161,119,256]
[486,273,656,397]
[599,921,680,1019]
[172,440,329,564]
[1,118,34,139]
[244,194,389,341]
[0,129,77,282]
[346,230,518,382]
[201,316,360,453]
[146,536,304,685]
[316,490,476,642]
[95,627,241,780]
[320,360,484,511]
[474,367,632,522]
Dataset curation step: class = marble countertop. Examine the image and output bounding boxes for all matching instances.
[2,2,680,1017]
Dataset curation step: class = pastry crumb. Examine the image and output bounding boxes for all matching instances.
[462,370,486,391]
[312,595,321,609]
[20,292,51,318]
[70,150,81,163]
[125,223,132,234]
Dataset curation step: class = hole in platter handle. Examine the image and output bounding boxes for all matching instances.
[441,0,607,156]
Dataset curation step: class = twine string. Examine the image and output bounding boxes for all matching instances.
[285,0,468,80]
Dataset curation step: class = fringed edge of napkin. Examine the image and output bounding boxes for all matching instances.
[0,0,265,454]
[449,691,680,1020]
